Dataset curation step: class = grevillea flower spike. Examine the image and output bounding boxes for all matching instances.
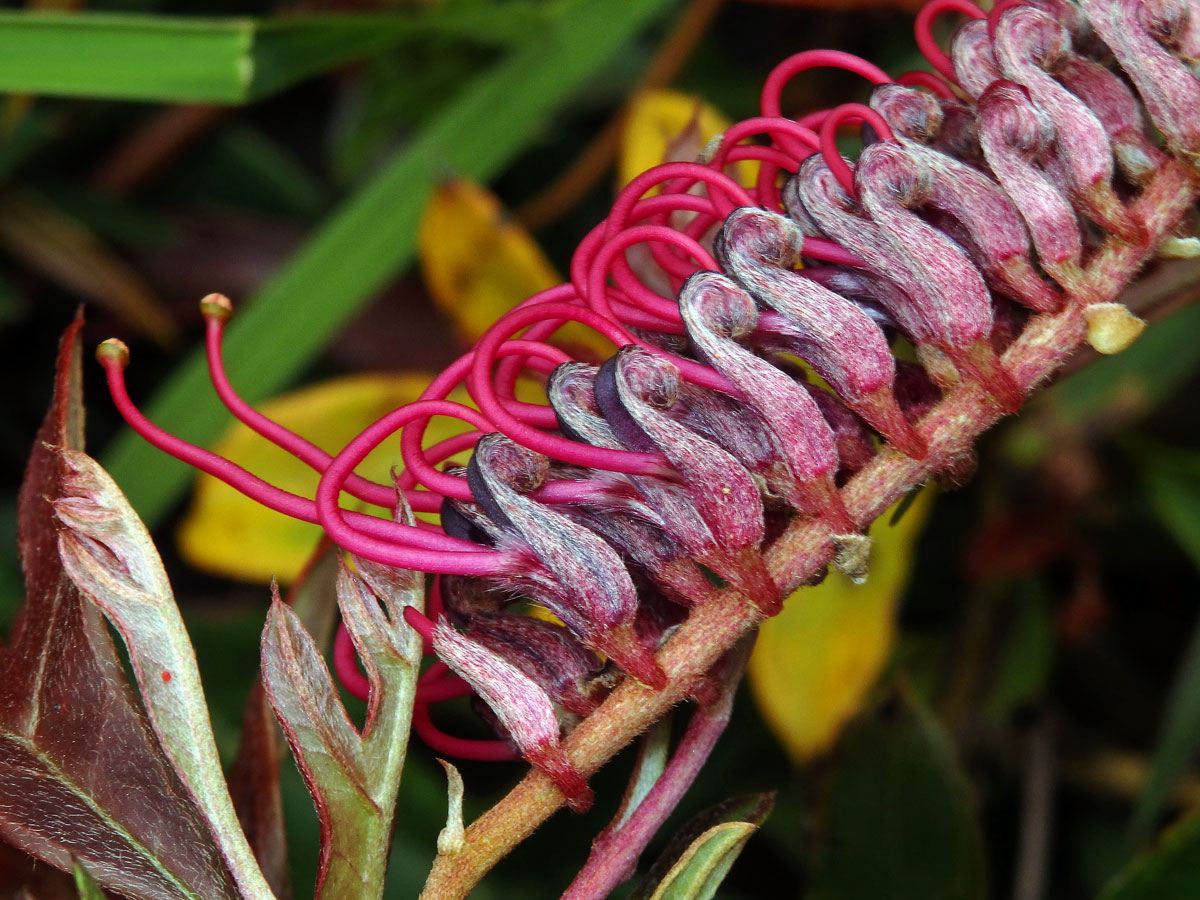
[99,0,1200,846]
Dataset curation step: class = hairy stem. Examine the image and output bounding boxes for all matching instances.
[418,159,1199,900]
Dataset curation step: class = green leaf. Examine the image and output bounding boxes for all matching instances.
[810,688,986,900]
[102,0,680,528]
[1100,812,1200,900]
[647,822,758,900]
[984,579,1055,724]
[0,6,551,104]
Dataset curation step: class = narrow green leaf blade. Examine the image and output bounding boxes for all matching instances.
[102,0,679,526]
[0,13,254,103]
[0,7,550,104]
[72,862,106,900]
[647,822,757,900]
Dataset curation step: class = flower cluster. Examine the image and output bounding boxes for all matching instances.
[98,0,1200,810]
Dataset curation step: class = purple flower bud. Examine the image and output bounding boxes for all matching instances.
[677,271,860,521]
[976,80,1085,288]
[870,87,1061,313]
[952,19,1005,99]
[1054,53,1169,184]
[594,348,766,551]
[992,5,1145,242]
[795,150,1023,412]
[713,209,926,457]
[461,613,608,717]
[593,347,780,613]
[466,433,665,689]
[431,620,593,811]
[1079,0,1200,166]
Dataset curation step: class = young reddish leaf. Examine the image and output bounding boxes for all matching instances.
[260,596,376,899]
[0,314,240,900]
[54,450,276,900]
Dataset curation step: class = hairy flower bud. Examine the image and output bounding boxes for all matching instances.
[993,4,1144,242]
[677,271,858,525]
[431,621,593,811]
[460,613,608,717]
[976,80,1085,290]
[713,209,925,457]
[466,433,665,688]
[594,347,780,613]
[1080,0,1200,165]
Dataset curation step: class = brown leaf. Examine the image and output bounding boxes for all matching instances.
[0,188,177,346]
[0,314,239,900]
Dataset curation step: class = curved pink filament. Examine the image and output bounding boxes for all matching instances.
[895,68,958,98]
[412,703,520,762]
[203,313,396,509]
[820,102,898,197]
[915,0,986,83]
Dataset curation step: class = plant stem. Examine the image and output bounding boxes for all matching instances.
[418,159,1199,900]
[560,638,750,900]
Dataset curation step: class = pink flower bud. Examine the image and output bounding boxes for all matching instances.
[466,433,665,688]
[431,621,593,811]
[713,208,926,456]
[976,80,1085,287]
[992,4,1145,242]
[1079,0,1200,166]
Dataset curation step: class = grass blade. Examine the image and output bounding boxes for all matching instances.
[0,6,553,104]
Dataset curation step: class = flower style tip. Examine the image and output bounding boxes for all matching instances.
[199,292,233,323]
[96,337,129,370]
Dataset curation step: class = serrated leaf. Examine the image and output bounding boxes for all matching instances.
[748,488,934,762]
[810,689,985,900]
[646,822,757,900]
[1100,811,1200,900]
[260,598,374,898]
[1,315,240,900]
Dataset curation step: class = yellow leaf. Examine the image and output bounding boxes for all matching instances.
[748,488,935,763]
[419,178,560,344]
[178,373,540,584]
[618,88,750,188]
